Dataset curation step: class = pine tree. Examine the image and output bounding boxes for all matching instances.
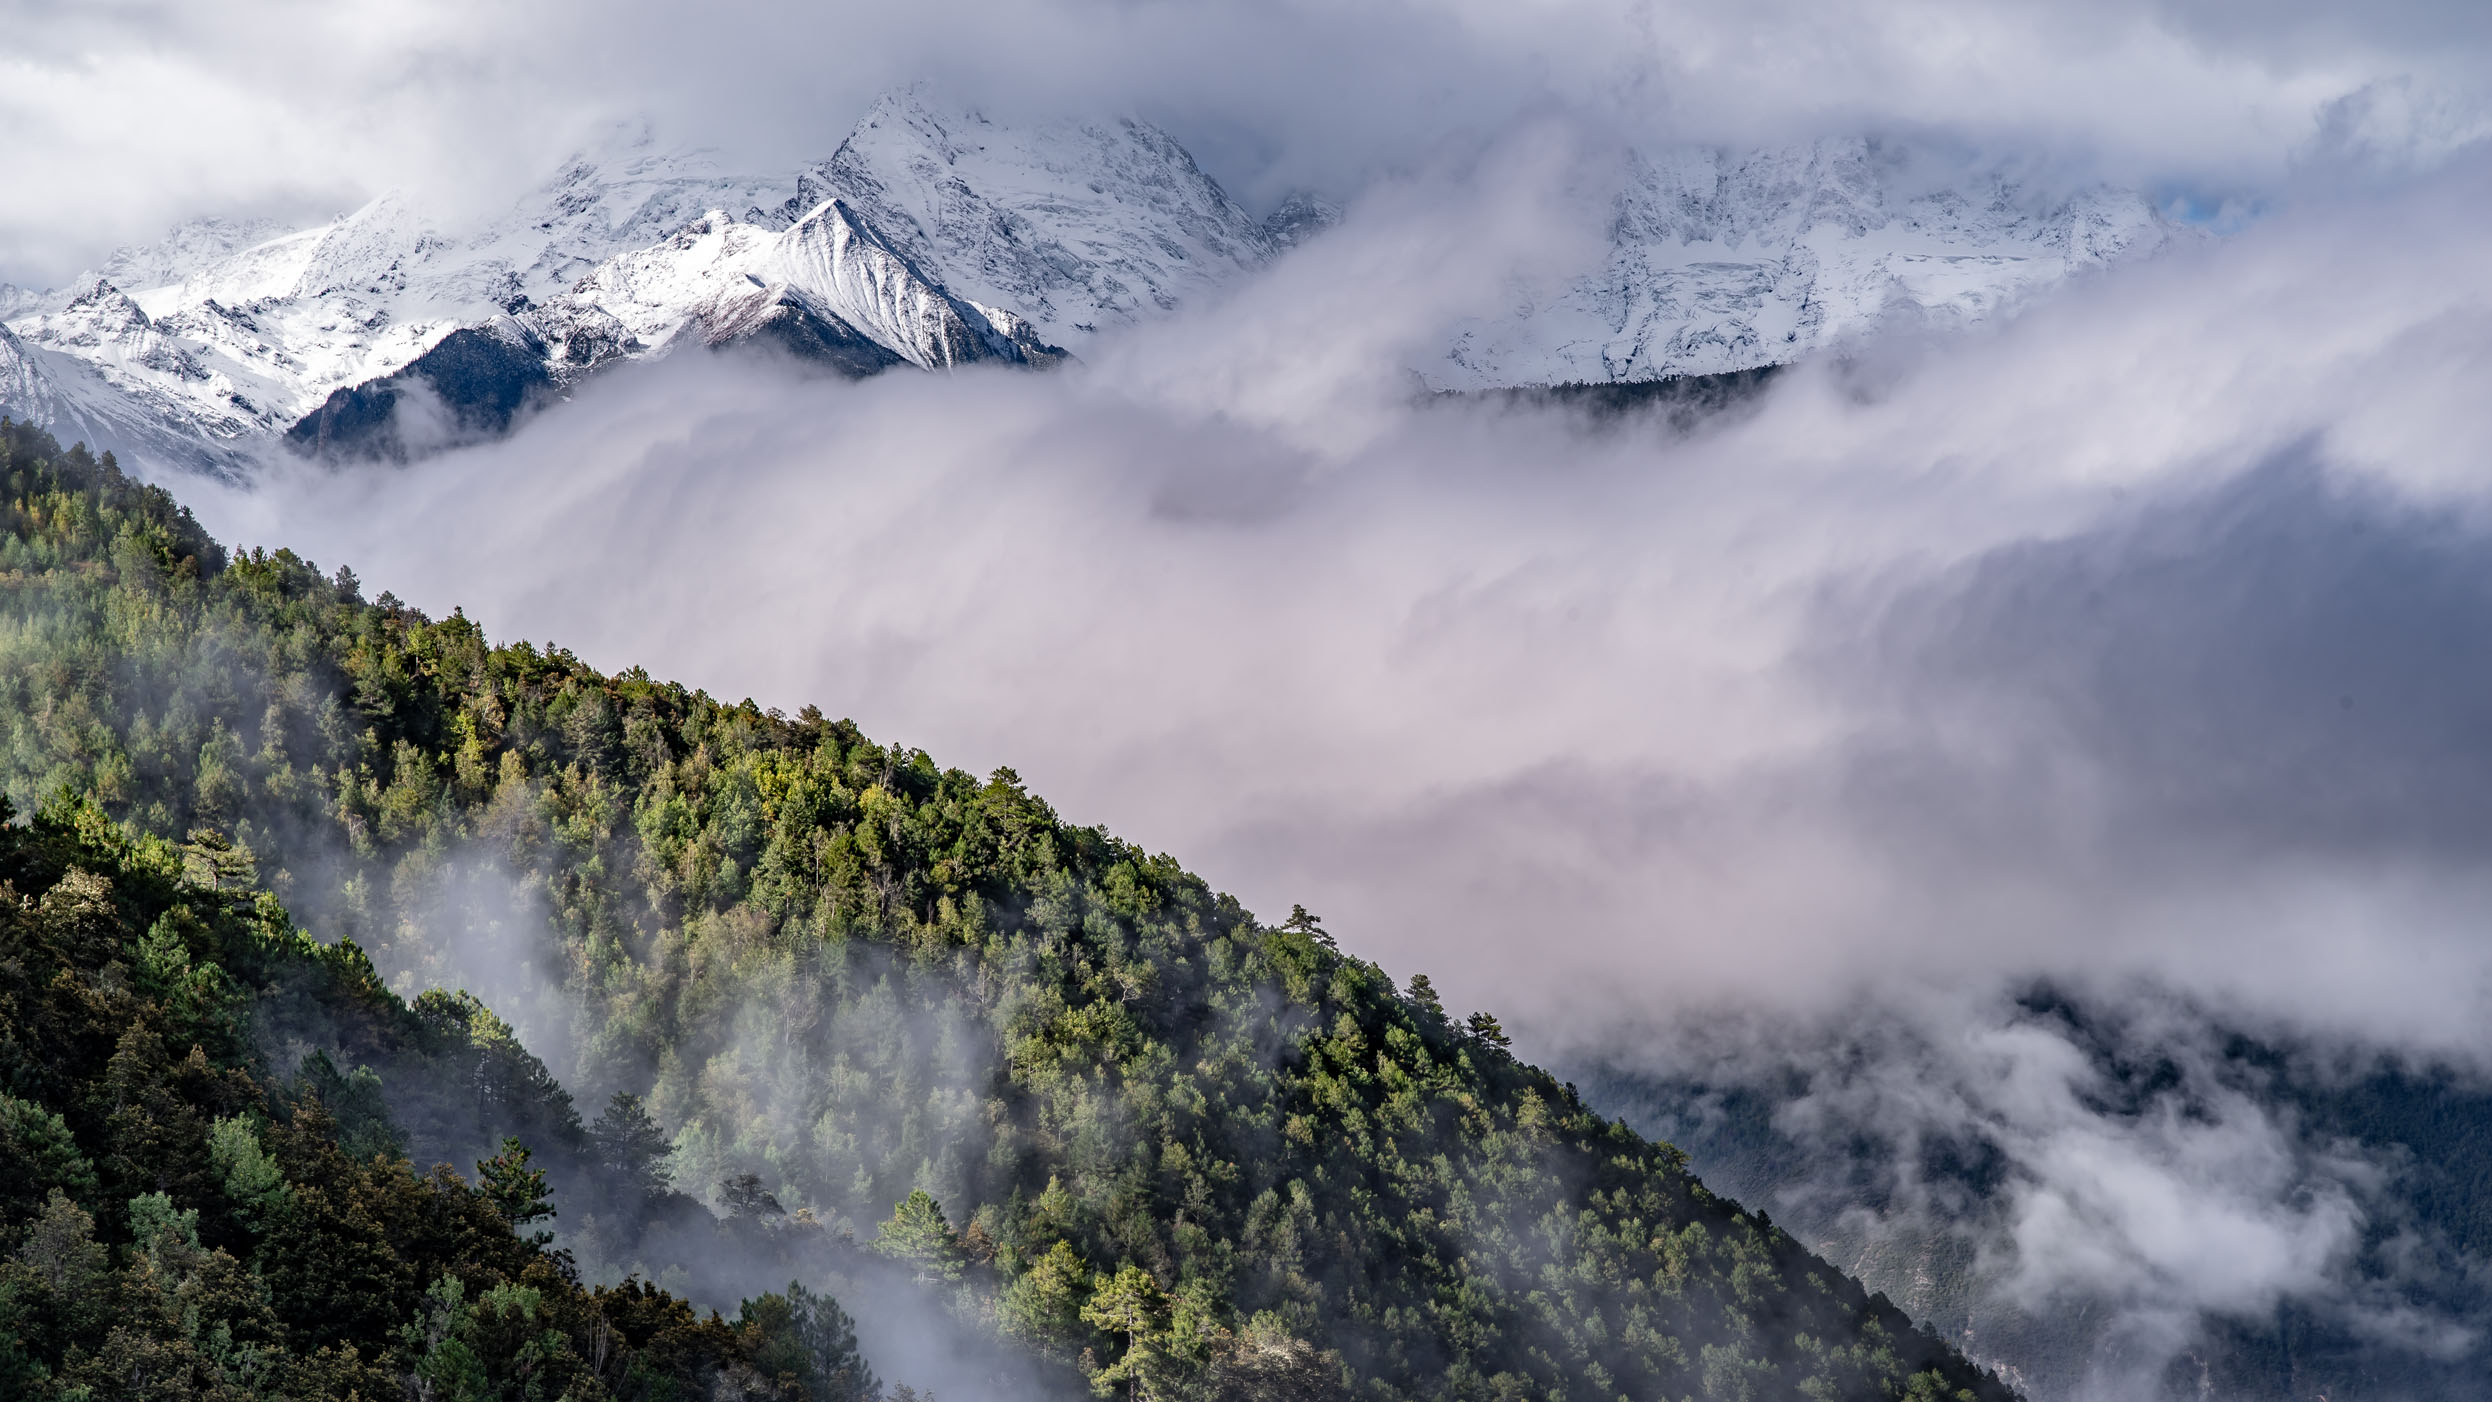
[1081,1264,1173,1401]
[1406,973,1445,1020]
[1465,1010,1512,1048]
[476,1136,555,1247]
[742,1282,879,1402]
[875,1190,962,1283]
[590,1092,674,1204]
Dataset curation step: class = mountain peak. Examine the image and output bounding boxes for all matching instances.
[803,88,1271,348]
[6,98,2186,474]
[62,276,148,322]
[100,214,291,295]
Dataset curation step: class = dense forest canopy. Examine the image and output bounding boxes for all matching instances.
[0,783,884,1400]
[0,417,2013,1401]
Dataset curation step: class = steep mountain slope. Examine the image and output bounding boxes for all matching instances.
[0,787,887,1402]
[784,88,1275,349]
[0,318,258,478]
[526,195,1055,376]
[0,95,1219,470]
[0,437,898,1401]
[0,417,2015,1401]
[0,139,814,468]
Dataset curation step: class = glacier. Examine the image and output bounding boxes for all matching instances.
[1,90,2184,473]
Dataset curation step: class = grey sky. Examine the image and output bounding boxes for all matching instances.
[5,0,2490,285]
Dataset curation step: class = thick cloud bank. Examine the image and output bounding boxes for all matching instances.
[191,147,2492,1031]
[7,0,2492,283]
[178,138,2492,1396]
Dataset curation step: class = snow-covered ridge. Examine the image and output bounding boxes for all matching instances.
[1429,140,2182,389]
[1,91,2185,473]
[787,92,1276,347]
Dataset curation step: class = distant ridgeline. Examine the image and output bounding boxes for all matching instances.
[0,418,2012,1402]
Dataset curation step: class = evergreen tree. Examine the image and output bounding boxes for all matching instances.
[743,1281,880,1402]
[1081,1264,1174,1401]
[589,1091,674,1204]
[476,1136,556,1247]
[875,1190,962,1284]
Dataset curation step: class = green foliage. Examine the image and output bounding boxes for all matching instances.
[875,1190,963,1284]
[294,1049,405,1164]
[0,1094,101,1217]
[208,1115,292,1232]
[0,417,2015,1402]
[477,1136,558,1247]
[1082,1263,1176,1399]
[0,779,807,1397]
[739,1280,878,1402]
[1001,1238,1090,1346]
[590,1093,674,1205]
[0,432,869,1396]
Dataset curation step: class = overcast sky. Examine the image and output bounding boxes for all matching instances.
[5,0,2492,285]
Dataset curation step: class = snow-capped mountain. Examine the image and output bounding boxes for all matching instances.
[0,137,827,466]
[0,319,254,477]
[1428,141,2179,389]
[0,90,2184,473]
[778,91,1275,347]
[527,195,1060,378]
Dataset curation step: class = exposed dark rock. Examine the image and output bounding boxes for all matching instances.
[1445,366,1783,431]
[693,286,907,378]
[286,321,554,460]
[1261,192,1342,250]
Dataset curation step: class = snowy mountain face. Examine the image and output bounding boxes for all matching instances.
[780,94,1276,347]
[1427,140,2180,389]
[0,314,261,478]
[0,140,819,468]
[0,93,2182,474]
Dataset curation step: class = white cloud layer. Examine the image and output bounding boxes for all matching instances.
[176,143,2492,1053]
[8,0,2492,283]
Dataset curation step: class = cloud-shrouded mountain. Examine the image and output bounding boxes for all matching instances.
[1429,140,2181,389]
[1,88,2184,472]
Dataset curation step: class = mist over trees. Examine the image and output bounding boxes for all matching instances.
[0,769,869,1397]
[0,418,2012,1400]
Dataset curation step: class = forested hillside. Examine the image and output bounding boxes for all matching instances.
[0,786,880,1399]
[0,417,2013,1401]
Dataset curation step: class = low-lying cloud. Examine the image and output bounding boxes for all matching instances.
[1584,985,2483,1400]
[180,144,2492,1042]
[170,134,2492,1397]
